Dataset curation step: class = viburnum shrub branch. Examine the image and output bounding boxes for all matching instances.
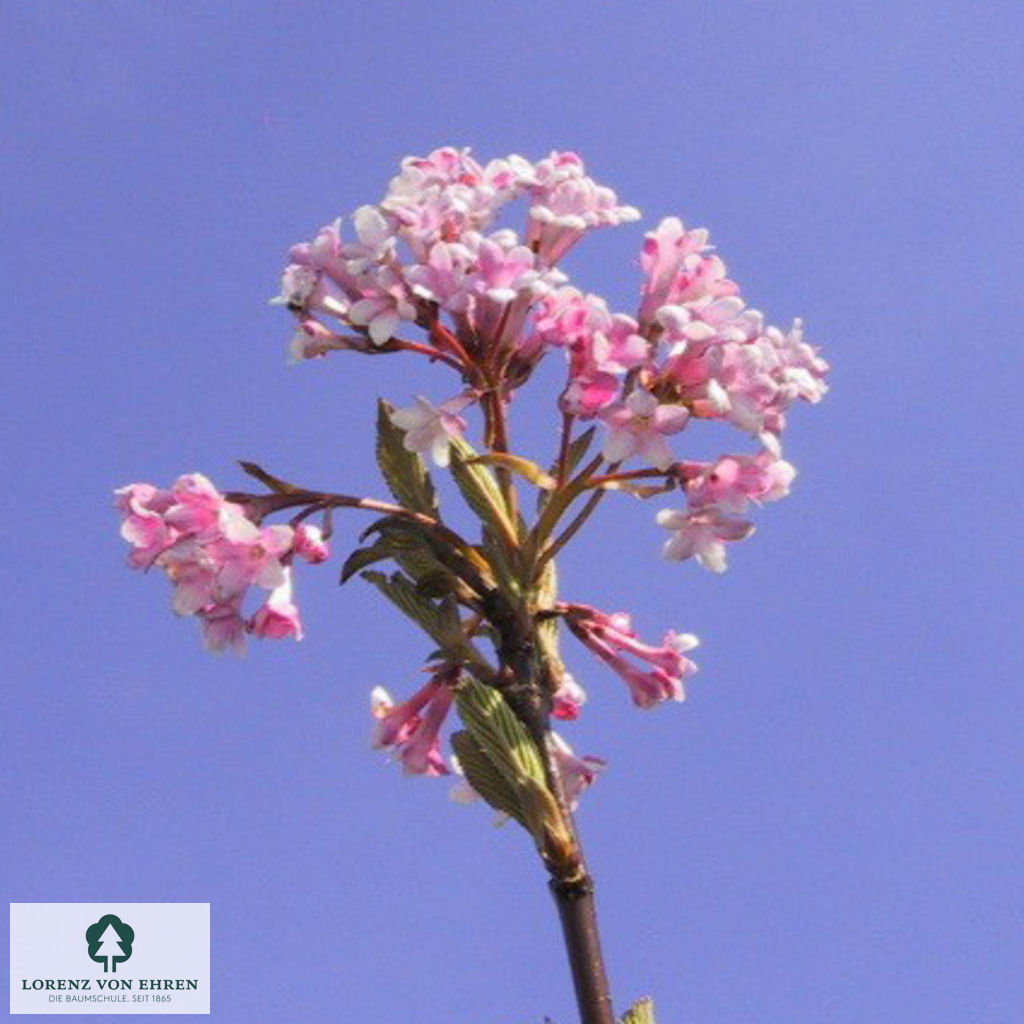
[115,147,828,1024]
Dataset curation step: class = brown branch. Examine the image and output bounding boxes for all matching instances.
[551,874,616,1024]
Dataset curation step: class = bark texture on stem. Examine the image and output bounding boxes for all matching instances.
[550,875,616,1024]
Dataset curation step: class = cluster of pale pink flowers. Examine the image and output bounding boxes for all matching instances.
[277,147,827,575]
[117,146,827,813]
[115,474,328,653]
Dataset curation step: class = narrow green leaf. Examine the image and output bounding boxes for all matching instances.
[450,731,528,828]
[375,399,439,516]
[448,437,518,548]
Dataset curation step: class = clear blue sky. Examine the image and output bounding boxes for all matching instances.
[3,2,1022,1021]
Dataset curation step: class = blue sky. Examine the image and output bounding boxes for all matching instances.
[3,2,1022,1021]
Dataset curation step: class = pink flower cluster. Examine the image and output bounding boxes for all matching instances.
[657,452,797,573]
[277,147,828,567]
[276,147,634,354]
[562,604,700,709]
[115,474,328,653]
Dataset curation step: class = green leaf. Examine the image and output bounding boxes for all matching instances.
[375,399,439,516]
[448,437,518,548]
[563,425,597,477]
[621,997,656,1024]
[361,516,444,573]
[360,570,461,647]
[361,513,491,596]
[467,452,556,490]
[454,676,546,790]
[339,539,395,584]
[449,731,528,828]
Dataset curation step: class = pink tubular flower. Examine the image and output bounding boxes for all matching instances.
[564,605,699,708]
[370,670,456,777]
[656,506,755,573]
[549,732,605,810]
[527,151,640,264]
[599,390,689,469]
[639,217,738,329]
[668,317,828,442]
[528,288,649,417]
[389,393,473,468]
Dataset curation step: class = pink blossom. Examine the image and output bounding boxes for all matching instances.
[370,671,455,777]
[599,390,690,469]
[213,519,293,594]
[552,673,587,721]
[470,232,548,305]
[685,452,796,513]
[160,473,227,538]
[274,226,355,318]
[532,289,646,372]
[530,289,649,417]
[527,151,640,263]
[403,239,476,312]
[565,605,699,708]
[289,319,338,362]
[389,393,473,468]
[250,568,304,642]
[398,684,454,777]
[381,147,501,258]
[656,506,755,573]
[679,318,829,441]
[639,217,738,328]
[273,263,350,317]
[199,597,248,656]
[560,373,622,418]
[370,683,429,750]
[293,524,330,564]
[115,483,176,567]
[549,732,605,809]
[340,205,397,274]
[115,474,327,653]
[347,267,418,346]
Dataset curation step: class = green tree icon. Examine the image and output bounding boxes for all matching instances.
[85,914,134,973]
